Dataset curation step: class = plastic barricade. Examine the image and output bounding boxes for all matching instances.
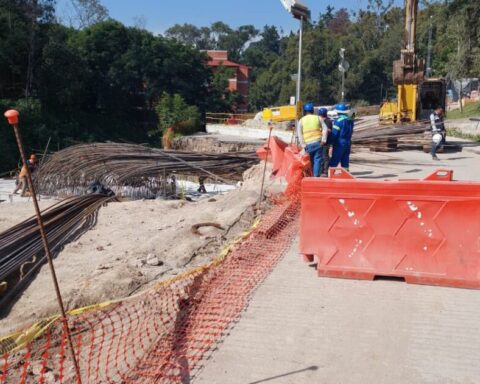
[300,168,480,289]
[268,136,288,175]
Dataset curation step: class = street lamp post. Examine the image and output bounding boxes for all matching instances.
[296,15,304,115]
[338,48,350,102]
[280,1,310,140]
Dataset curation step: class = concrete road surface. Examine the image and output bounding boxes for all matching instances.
[194,146,480,384]
[195,238,480,384]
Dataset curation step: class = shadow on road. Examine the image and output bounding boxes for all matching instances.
[248,366,319,384]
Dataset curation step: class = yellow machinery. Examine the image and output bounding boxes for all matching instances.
[262,102,303,122]
[380,0,445,123]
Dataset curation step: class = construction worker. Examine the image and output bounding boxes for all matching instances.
[197,176,207,193]
[329,103,354,171]
[430,106,446,160]
[297,102,327,177]
[13,154,38,196]
[162,127,174,150]
[318,108,333,177]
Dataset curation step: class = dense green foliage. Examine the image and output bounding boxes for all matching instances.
[1,0,479,173]
[165,0,480,110]
[154,93,200,138]
[0,1,229,172]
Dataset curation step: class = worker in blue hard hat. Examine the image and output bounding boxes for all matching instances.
[297,102,328,177]
[318,107,333,177]
[329,103,354,171]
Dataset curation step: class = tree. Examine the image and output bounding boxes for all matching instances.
[165,23,214,50]
[69,0,108,29]
[242,25,283,83]
[154,92,200,137]
[326,8,351,35]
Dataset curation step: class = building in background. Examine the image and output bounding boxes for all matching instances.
[206,50,249,113]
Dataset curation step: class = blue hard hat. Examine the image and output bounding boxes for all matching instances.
[335,103,350,114]
[303,102,314,113]
[318,107,328,117]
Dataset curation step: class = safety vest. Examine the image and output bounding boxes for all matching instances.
[301,114,322,144]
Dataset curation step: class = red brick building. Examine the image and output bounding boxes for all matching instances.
[206,50,249,112]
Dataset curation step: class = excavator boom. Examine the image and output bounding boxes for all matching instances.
[392,0,424,85]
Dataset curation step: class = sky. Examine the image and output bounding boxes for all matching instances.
[57,0,404,35]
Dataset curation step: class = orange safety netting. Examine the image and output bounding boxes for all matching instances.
[0,198,300,383]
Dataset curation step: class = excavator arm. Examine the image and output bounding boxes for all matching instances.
[393,0,424,85]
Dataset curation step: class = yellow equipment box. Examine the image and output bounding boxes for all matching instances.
[262,103,303,122]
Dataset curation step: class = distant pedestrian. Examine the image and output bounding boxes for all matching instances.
[318,107,332,177]
[197,176,207,193]
[430,106,446,161]
[329,103,354,171]
[13,154,38,196]
[297,102,325,177]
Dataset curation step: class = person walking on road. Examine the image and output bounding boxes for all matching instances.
[329,103,354,171]
[430,106,446,160]
[318,107,333,177]
[297,103,327,177]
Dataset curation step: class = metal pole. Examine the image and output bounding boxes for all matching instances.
[4,111,82,383]
[426,15,433,78]
[296,16,303,107]
[295,16,304,143]
[341,71,345,102]
[258,124,273,208]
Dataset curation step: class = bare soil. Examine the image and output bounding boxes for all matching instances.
[0,163,281,335]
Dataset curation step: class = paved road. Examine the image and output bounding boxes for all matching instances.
[349,143,480,182]
[194,147,480,384]
[195,237,480,384]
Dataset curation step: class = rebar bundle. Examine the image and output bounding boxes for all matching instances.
[0,194,114,310]
[352,120,430,148]
[35,143,259,197]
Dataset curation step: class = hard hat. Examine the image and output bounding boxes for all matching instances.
[303,102,314,113]
[335,103,351,114]
[432,133,443,144]
[318,107,328,117]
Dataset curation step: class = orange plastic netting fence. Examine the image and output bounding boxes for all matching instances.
[0,198,300,383]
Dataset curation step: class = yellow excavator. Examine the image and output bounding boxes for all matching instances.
[379,0,446,123]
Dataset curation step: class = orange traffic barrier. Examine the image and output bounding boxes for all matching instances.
[256,136,310,179]
[300,169,480,289]
[269,136,288,175]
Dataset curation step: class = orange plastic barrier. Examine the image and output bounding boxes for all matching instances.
[269,136,288,175]
[300,169,480,289]
[256,136,310,181]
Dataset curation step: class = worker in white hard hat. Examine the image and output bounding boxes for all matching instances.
[430,106,446,161]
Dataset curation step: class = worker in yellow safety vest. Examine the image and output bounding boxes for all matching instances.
[297,102,328,177]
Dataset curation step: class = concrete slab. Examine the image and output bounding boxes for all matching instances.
[206,124,293,143]
[195,238,480,384]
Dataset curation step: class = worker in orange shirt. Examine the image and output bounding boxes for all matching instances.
[13,154,38,196]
